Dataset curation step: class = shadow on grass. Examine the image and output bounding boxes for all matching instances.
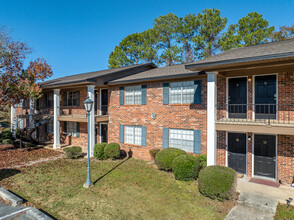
[0,169,21,181]
[93,149,132,185]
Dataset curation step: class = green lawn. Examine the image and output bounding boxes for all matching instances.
[0,158,235,220]
[275,203,294,220]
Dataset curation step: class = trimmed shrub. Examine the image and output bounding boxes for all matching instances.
[195,154,207,171]
[63,146,83,159]
[155,148,187,171]
[1,131,12,140]
[198,166,237,201]
[25,143,36,148]
[3,128,11,133]
[2,139,13,145]
[104,143,120,159]
[149,149,160,159]
[94,142,108,160]
[172,154,200,181]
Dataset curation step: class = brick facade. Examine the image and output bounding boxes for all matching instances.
[108,78,207,161]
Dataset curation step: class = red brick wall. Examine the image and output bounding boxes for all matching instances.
[108,78,207,161]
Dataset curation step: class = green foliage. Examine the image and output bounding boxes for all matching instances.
[63,146,83,159]
[94,142,108,160]
[108,46,133,69]
[219,12,274,51]
[172,154,200,181]
[104,143,120,159]
[149,148,160,158]
[198,166,236,201]
[195,154,207,171]
[0,130,12,140]
[25,142,36,148]
[275,203,294,220]
[2,139,13,144]
[3,128,11,132]
[155,148,187,171]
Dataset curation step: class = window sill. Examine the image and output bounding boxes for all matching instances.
[122,143,144,147]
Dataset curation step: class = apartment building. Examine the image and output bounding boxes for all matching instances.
[11,38,294,184]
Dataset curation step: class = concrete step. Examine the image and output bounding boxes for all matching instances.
[225,204,274,220]
[238,191,278,213]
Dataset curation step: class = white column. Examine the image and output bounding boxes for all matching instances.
[207,72,217,166]
[88,85,95,157]
[11,105,16,138]
[29,97,35,126]
[53,89,61,149]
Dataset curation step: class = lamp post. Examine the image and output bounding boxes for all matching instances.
[83,96,94,188]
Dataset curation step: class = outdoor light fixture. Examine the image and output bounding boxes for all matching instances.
[83,96,94,188]
[248,135,251,141]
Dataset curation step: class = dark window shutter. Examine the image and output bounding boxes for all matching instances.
[119,87,124,105]
[119,124,124,143]
[193,130,201,154]
[76,122,80,137]
[163,83,169,105]
[22,99,25,108]
[141,85,147,105]
[141,126,147,146]
[44,123,48,134]
[193,80,201,104]
[63,122,67,134]
[63,92,67,106]
[45,94,48,107]
[76,92,80,106]
[162,127,169,149]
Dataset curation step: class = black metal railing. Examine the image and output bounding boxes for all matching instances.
[217,103,294,125]
[100,105,108,116]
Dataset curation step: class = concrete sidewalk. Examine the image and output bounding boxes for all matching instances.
[237,177,294,204]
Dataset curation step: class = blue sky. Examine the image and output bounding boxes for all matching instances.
[0,0,293,79]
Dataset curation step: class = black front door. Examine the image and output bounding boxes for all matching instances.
[255,75,276,119]
[228,133,247,174]
[100,124,108,143]
[228,77,247,118]
[254,134,276,179]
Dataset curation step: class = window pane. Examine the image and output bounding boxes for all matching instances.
[134,126,142,145]
[125,126,134,144]
[125,86,141,105]
[169,129,194,153]
[170,81,194,104]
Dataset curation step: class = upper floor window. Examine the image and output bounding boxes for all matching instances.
[46,93,53,107]
[170,81,194,104]
[15,99,24,108]
[169,128,194,153]
[125,86,142,105]
[64,91,80,106]
[124,125,142,145]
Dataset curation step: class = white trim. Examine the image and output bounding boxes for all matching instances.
[226,76,248,119]
[252,133,277,181]
[88,85,96,157]
[252,73,278,120]
[226,131,248,175]
[53,89,60,149]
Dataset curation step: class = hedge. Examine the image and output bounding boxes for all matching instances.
[155,148,187,171]
[94,142,108,160]
[63,146,83,159]
[198,166,236,201]
[172,154,200,181]
[104,143,120,159]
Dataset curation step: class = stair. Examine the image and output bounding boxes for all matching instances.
[225,192,278,220]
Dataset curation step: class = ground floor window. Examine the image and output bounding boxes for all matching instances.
[67,122,79,137]
[124,125,142,145]
[17,118,25,129]
[169,128,194,153]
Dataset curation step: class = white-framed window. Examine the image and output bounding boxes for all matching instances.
[17,118,25,129]
[67,91,79,106]
[170,81,194,104]
[67,122,78,137]
[47,120,53,133]
[125,86,142,105]
[124,125,142,145]
[170,128,194,153]
[46,93,53,107]
[15,99,24,108]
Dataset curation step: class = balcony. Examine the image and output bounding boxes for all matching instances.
[216,104,294,135]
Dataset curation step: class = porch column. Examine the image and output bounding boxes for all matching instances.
[53,89,61,149]
[29,97,35,125]
[207,72,217,166]
[11,105,16,138]
[88,85,95,157]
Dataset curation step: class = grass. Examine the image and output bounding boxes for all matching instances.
[0,158,235,220]
[275,203,294,220]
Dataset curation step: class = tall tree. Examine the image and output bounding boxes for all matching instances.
[178,14,200,63]
[270,24,294,41]
[193,8,227,59]
[153,13,182,66]
[219,12,274,51]
[0,26,52,108]
[140,28,159,64]
[108,46,134,69]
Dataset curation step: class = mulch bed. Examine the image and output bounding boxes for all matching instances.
[0,144,63,169]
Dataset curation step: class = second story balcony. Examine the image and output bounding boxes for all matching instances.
[216,103,294,135]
